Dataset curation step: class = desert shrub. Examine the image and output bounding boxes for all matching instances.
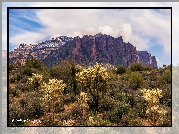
[50,60,78,95]
[42,78,66,123]
[103,110,118,123]
[25,57,43,69]
[63,94,77,105]
[9,88,20,97]
[141,88,169,126]
[76,62,110,112]
[87,114,112,126]
[115,101,130,119]
[98,96,116,112]
[22,67,35,76]
[129,62,144,72]
[159,88,171,108]
[161,70,171,84]
[116,65,126,74]
[9,105,21,126]
[59,112,71,122]
[127,72,144,90]
[23,93,45,119]
[27,73,44,91]
[41,113,54,126]
[125,94,135,108]
[103,100,130,124]
[143,65,153,71]
[135,100,148,118]
[55,101,65,113]
[113,91,126,102]
[123,113,142,126]
[70,103,83,120]
[10,73,22,83]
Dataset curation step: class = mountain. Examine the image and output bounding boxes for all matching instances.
[9,33,157,68]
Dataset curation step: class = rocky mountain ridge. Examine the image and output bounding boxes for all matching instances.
[9,33,157,68]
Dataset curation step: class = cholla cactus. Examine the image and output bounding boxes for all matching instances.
[76,62,109,91]
[76,62,110,112]
[27,73,44,91]
[141,88,162,105]
[79,92,88,106]
[141,88,168,125]
[79,91,89,119]
[42,79,66,124]
[42,79,66,101]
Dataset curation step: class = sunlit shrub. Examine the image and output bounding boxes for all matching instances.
[76,62,110,112]
[141,88,169,126]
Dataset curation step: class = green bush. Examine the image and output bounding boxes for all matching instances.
[22,67,35,76]
[115,101,130,119]
[161,70,171,84]
[116,65,126,74]
[129,62,144,72]
[159,88,171,107]
[127,72,144,90]
[50,60,78,95]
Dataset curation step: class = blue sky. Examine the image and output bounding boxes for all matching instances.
[2,2,176,67]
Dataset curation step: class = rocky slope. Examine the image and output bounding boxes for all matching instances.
[9,33,157,68]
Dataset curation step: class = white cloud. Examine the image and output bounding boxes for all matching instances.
[83,27,97,35]
[8,8,171,49]
[156,57,163,67]
[117,24,132,42]
[9,31,46,46]
[3,2,174,65]
[27,8,170,54]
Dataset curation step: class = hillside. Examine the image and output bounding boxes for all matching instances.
[8,58,171,126]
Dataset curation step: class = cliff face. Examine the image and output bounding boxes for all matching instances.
[9,33,157,68]
[138,51,157,68]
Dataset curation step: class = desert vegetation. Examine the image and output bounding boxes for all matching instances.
[9,58,171,126]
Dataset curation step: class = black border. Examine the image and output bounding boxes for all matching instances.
[7,6,172,127]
